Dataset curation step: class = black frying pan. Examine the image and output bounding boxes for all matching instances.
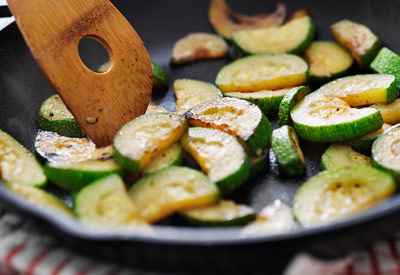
[1,0,400,273]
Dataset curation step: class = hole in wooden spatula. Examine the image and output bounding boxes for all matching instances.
[78,36,111,73]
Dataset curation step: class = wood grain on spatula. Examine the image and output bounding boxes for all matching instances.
[7,0,153,146]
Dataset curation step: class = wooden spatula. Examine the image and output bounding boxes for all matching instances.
[7,0,153,147]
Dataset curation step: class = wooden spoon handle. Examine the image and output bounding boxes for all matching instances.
[8,0,153,146]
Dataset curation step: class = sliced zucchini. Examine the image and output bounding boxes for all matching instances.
[98,61,169,90]
[343,123,392,154]
[128,166,219,223]
[0,130,46,187]
[171,33,228,65]
[371,47,400,91]
[145,101,168,114]
[292,92,383,142]
[321,144,371,170]
[372,99,400,125]
[181,127,251,195]
[184,97,272,156]
[224,88,290,117]
[278,86,310,126]
[75,174,146,227]
[142,143,182,174]
[44,159,121,191]
[179,200,256,226]
[232,12,314,55]
[305,41,353,83]
[38,95,83,138]
[271,126,305,176]
[34,130,112,163]
[215,53,309,93]
[152,62,168,90]
[174,79,222,115]
[113,113,188,173]
[372,124,400,184]
[249,149,268,179]
[240,200,294,237]
[7,183,73,216]
[208,0,286,40]
[316,74,397,106]
[331,20,381,69]
[294,167,395,227]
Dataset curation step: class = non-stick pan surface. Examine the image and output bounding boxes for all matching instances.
[1,0,400,273]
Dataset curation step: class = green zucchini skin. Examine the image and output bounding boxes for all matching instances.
[179,200,256,226]
[152,62,169,90]
[293,111,383,143]
[44,160,122,192]
[38,95,83,138]
[342,124,391,154]
[271,126,305,176]
[320,144,371,171]
[143,143,182,174]
[371,47,400,91]
[216,154,251,196]
[372,124,400,185]
[278,86,310,126]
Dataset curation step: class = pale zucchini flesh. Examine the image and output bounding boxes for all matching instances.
[224,88,290,117]
[143,143,182,174]
[372,124,400,184]
[232,15,314,55]
[75,174,146,227]
[0,130,46,187]
[174,79,222,115]
[179,200,256,226]
[184,97,272,156]
[294,167,395,228]
[128,166,219,223]
[215,53,308,93]
[113,113,188,173]
[35,130,113,163]
[181,127,251,195]
[45,159,121,191]
[321,144,371,170]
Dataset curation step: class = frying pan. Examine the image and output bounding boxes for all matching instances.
[1,0,400,273]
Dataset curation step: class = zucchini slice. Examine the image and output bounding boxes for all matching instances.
[174,79,222,115]
[75,174,146,227]
[292,92,383,142]
[184,97,272,156]
[215,53,309,93]
[181,127,251,195]
[321,144,371,170]
[7,183,73,216]
[113,113,188,173]
[331,20,381,69]
[372,124,400,184]
[208,0,286,40]
[34,130,112,163]
[372,99,400,125]
[171,33,228,65]
[38,95,83,138]
[151,62,169,90]
[371,47,400,91]
[142,143,182,174]
[316,74,397,106]
[0,130,46,187]
[294,167,395,227]
[128,166,219,223]
[271,126,305,176]
[224,88,290,117]
[179,200,256,226]
[44,159,121,191]
[240,200,294,237]
[278,86,310,126]
[343,123,392,154]
[305,41,353,83]
[232,12,314,55]
[249,149,268,179]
